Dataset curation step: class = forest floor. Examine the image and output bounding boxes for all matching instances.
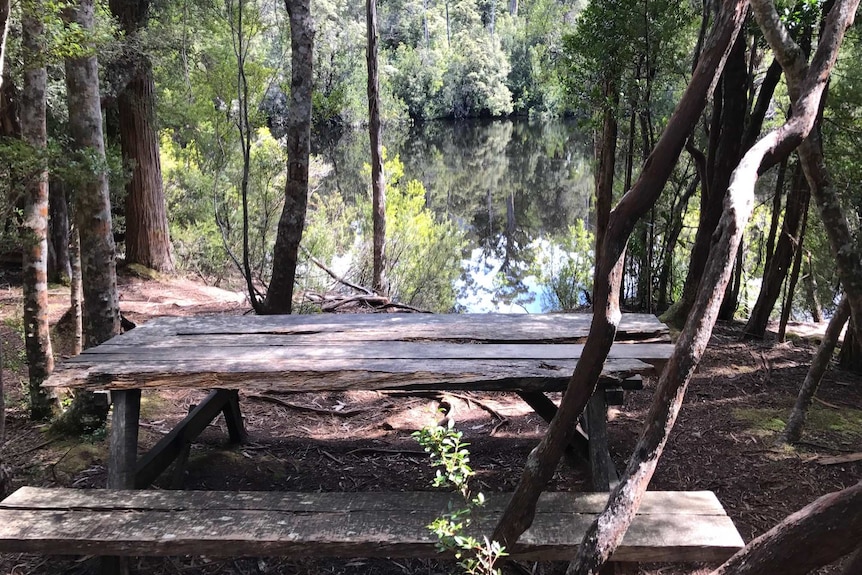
[0,264,861,575]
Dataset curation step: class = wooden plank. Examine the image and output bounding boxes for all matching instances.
[108,313,669,346]
[0,488,734,516]
[44,357,654,392]
[108,390,141,490]
[76,342,673,367]
[586,392,615,491]
[0,489,744,562]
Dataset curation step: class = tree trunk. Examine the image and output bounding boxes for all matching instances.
[664,33,748,327]
[71,228,83,356]
[839,324,862,372]
[117,65,173,272]
[48,178,72,284]
[841,545,862,575]
[780,296,849,444]
[264,0,313,314]
[108,0,173,273]
[710,481,862,575]
[763,156,788,272]
[762,0,862,367]
[656,176,698,311]
[744,162,810,338]
[20,1,57,421]
[566,0,855,571]
[367,0,386,295]
[491,0,749,550]
[593,77,619,291]
[60,0,121,434]
[803,251,823,322]
[0,0,9,90]
[778,207,808,341]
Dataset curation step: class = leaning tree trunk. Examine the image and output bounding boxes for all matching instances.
[20,1,57,420]
[367,0,386,294]
[491,0,749,549]
[60,0,121,434]
[780,296,849,444]
[264,0,313,314]
[710,481,862,575]
[566,0,856,571]
[109,0,173,273]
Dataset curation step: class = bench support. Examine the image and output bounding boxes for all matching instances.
[135,389,247,488]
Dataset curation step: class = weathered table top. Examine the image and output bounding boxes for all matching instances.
[44,313,673,393]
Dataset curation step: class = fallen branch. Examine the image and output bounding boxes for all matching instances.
[711,481,862,575]
[816,453,862,466]
[301,247,373,295]
[247,394,368,417]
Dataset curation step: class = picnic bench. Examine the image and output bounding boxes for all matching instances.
[0,313,746,571]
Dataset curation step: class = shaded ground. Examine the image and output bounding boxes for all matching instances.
[1,266,860,574]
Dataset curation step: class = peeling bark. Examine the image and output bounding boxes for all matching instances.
[20,0,57,420]
[491,0,749,550]
[264,0,313,314]
[710,481,862,575]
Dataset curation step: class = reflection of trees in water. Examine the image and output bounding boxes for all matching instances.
[312,118,594,309]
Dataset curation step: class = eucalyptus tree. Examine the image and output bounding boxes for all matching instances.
[0,0,9,88]
[20,0,57,419]
[59,0,121,433]
[367,0,386,293]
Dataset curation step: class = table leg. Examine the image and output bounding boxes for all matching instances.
[108,389,141,489]
[104,389,141,575]
[586,391,617,491]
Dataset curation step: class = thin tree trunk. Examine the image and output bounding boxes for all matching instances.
[48,178,72,284]
[491,0,749,550]
[745,162,810,338]
[710,481,862,575]
[71,228,83,356]
[20,1,57,420]
[803,251,823,322]
[780,296,849,444]
[593,77,619,292]
[367,0,386,294]
[778,207,808,341]
[0,0,9,91]
[763,157,788,272]
[566,0,855,571]
[264,0,313,314]
[61,0,121,433]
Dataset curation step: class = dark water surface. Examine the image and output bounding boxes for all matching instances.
[314,118,595,312]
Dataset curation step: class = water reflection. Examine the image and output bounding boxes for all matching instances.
[314,118,595,312]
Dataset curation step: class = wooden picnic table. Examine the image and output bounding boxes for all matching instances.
[43,312,673,491]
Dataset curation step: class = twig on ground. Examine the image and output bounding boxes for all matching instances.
[247,394,368,417]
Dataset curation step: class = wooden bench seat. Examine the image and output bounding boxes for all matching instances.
[0,487,744,563]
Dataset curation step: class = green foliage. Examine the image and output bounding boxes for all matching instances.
[536,219,594,311]
[413,421,507,575]
[304,152,465,312]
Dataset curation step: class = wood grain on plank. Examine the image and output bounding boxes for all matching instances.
[44,357,653,391]
[0,489,744,562]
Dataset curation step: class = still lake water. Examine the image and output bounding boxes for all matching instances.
[314,118,596,312]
